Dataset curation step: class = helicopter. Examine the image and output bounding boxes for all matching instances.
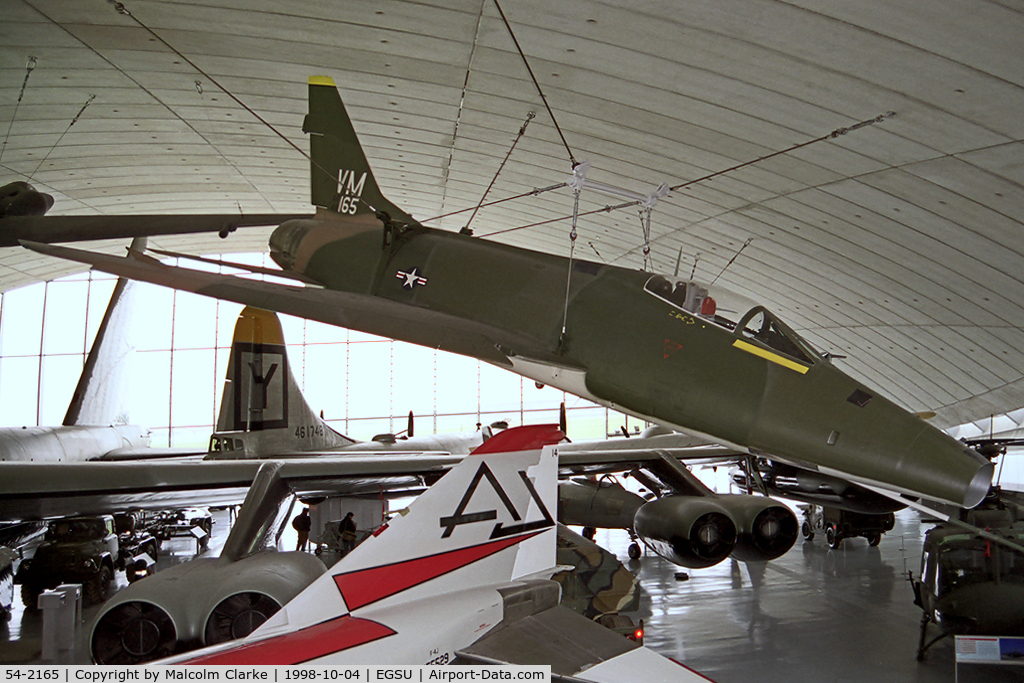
[910,437,1024,660]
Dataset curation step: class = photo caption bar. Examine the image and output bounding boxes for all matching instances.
[1,666,551,683]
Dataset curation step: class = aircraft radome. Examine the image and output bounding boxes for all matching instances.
[22,76,993,513]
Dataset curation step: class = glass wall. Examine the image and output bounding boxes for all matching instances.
[0,255,642,447]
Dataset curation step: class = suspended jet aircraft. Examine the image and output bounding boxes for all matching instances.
[149,424,709,681]
[21,76,993,515]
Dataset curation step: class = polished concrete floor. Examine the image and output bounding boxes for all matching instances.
[597,508,959,683]
[0,507,966,681]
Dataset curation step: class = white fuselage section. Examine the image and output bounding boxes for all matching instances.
[0,425,150,462]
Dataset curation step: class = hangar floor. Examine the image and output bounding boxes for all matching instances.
[1,508,959,681]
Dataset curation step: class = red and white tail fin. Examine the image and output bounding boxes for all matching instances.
[166,424,564,665]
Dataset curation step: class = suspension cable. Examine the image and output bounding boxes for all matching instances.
[420,182,566,224]
[28,94,95,181]
[463,111,535,232]
[493,0,577,168]
[480,111,896,238]
[559,186,581,348]
[1,56,36,166]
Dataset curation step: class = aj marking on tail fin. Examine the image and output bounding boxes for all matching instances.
[164,424,563,665]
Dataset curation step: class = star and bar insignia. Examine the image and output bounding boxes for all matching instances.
[396,267,428,289]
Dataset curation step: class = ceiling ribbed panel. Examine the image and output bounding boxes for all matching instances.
[1,0,1022,426]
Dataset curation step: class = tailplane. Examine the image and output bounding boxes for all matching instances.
[304,76,416,226]
[208,306,355,458]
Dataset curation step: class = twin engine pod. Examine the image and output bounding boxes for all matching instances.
[90,551,327,664]
[633,494,799,568]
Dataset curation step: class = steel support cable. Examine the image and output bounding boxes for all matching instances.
[28,94,95,182]
[492,0,577,168]
[559,187,581,347]
[108,2,338,209]
[419,182,567,224]
[480,111,896,238]
[1,56,36,166]
[462,111,535,233]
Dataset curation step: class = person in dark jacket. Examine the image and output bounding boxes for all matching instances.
[340,511,357,555]
[292,508,312,551]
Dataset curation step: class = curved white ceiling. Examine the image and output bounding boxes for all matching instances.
[2,0,1023,427]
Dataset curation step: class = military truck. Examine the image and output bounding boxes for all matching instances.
[16,515,121,607]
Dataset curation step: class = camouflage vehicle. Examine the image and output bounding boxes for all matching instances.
[16,515,118,607]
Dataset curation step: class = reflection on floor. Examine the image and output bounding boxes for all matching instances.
[600,507,956,683]
[2,508,957,681]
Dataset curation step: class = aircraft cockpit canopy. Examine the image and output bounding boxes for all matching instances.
[927,533,1024,599]
[736,306,820,366]
[644,275,821,366]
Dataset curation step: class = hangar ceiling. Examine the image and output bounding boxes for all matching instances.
[1,0,1023,429]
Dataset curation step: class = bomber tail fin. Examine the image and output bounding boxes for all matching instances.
[208,306,355,457]
[63,239,144,426]
[304,76,416,226]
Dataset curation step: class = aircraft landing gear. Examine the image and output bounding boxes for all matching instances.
[916,612,949,661]
[626,529,642,560]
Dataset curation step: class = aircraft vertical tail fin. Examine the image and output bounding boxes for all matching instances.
[63,239,144,426]
[170,425,564,664]
[304,76,417,225]
[209,306,355,457]
[291,424,561,626]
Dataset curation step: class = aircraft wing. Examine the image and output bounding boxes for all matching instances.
[1,214,310,247]
[0,454,461,521]
[557,439,741,475]
[0,435,742,521]
[458,605,710,682]
[21,241,526,367]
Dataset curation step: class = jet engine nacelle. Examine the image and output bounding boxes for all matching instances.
[633,495,798,568]
[0,181,54,218]
[715,494,798,562]
[558,479,645,530]
[633,496,738,569]
[90,550,326,664]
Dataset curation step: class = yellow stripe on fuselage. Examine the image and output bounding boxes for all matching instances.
[732,339,810,374]
[309,75,336,87]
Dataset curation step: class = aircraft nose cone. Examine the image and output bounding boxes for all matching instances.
[965,458,996,509]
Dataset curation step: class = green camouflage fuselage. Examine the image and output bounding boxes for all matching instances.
[274,215,991,509]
